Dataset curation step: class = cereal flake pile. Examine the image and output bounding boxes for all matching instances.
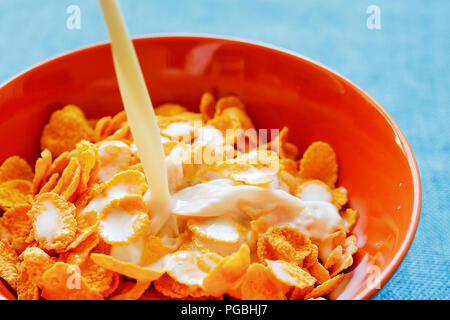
[0,94,359,300]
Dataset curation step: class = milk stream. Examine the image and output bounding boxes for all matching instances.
[99,0,177,236]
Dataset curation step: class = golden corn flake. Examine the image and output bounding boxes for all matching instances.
[257,226,315,268]
[308,261,330,285]
[207,99,254,134]
[155,104,188,117]
[319,230,347,262]
[75,141,99,194]
[344,235,358,256]
[0,156,33,183]
[109,111,128,133]
[328,236,358,277]
[140,235,175,266]
[106,123,133,142]
[45,151,71,181]
[249,217,270,251]
[79,169,147,216]
[296,180,332,203]
[101,272,120,298]
[110,279,150,300]
[258,127,298,160]
[163,250,210,288]
[240,263,286,300]
[329,253,353,278]
[16,263,40,300]
[199,92,216,121]
[158,112,202,134]
[0,240,20,290]
[90,253,162,282]
[343,208,359,233]
[0,179,33,210]
[64,211,100,253]
[266,260,316,290]
[38,173,60,195]
[40,105,94,157]
[196,252,223,273]
[212,151,279,186]
[62,232,100,266]
[202,244,250,296]
[304,273,344,300]
[52,157,81,201]
[289,284,314,300]
[332,187,348,209]
[188,216,242,245]
[99,196,149,245]
[28,192,77,251]
[32,149,52,194]
[0,205,32,249]
[93,116,113,142]
[76,209,99,230]
[106,169,148,196]
[40,262,103,300]
[324,245,343,269]
[97,140,132,183]
[154,273,205,299]
[299,141,338,187]
[79,257,116,296]
[19,246,55,287]
[215,96,245,115]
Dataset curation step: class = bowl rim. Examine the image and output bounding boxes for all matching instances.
[0,33,422,300]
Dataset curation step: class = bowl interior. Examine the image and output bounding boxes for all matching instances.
[0,36,420,300]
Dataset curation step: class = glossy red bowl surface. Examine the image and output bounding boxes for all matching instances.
[0,35,421,300]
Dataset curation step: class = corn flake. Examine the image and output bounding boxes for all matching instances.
[52,157,81,200]
[79,257,116,296]
[304,273,344,300]
[154,273,205,299]
[257,226,316,268]
[45,151,71,181]
[97,140,132,183]
[90,253,163,282]
[40,262,103,300]
[0,205,32,253]
[32,149,52,194]
[155,104,188,117]
[0,156,33,183]
[0,240,20,290]
[61,232,100,265]
[16,263,39,300]
[38,173,60,195]
[202,244,250,296]
[332,187,348,209]
[110,279,150,300]
[0,179,33,210]
[266,259,316,290]
[199,93,216,121]
[240,263,286,300]
[299,141,338,187]
[28,192,77,251]
[342,208,359,233]
[99,196,150,245]
[40,105,93,157]
[296,180,333,203]
[19,247,55,288]
[75,141,99,194]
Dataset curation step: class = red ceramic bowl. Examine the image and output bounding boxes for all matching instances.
[0,35,421,300]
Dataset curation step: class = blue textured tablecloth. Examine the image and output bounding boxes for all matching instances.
[0,0,448,300]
